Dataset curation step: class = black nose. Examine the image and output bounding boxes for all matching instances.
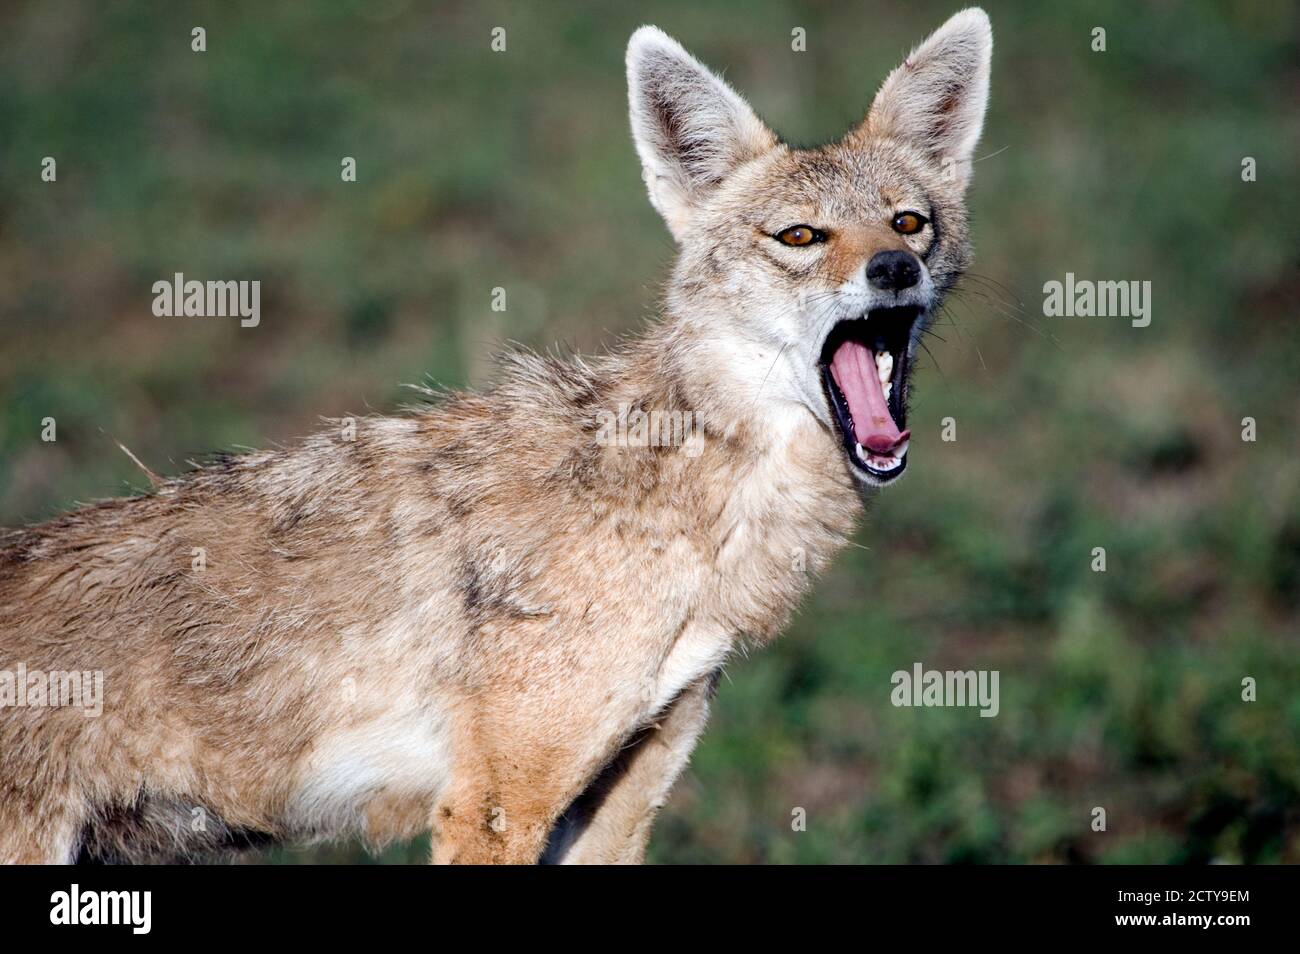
[866,250,921,292]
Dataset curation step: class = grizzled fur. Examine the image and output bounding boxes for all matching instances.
[0,10,991,864]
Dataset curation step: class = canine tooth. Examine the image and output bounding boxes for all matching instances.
[875,350,893,385]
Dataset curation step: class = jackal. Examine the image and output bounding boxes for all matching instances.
[0,9,992,863]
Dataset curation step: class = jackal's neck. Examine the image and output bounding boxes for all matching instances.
[586,319,862,641]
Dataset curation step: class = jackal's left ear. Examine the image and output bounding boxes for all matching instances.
[855,7,992,190]
[627,26,776,240]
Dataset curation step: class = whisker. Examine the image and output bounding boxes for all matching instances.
[972,144,1011,164]
[915,338,954,401]
[949,287,1062,350]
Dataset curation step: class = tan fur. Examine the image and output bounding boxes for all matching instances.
[0,10,991,864]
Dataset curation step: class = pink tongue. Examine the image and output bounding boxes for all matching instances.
[829,338,908,454]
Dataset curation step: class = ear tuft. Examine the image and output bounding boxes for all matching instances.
[627,26,775,239]
[856,7,992,188]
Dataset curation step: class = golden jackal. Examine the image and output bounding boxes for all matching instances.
[0,9,992,863]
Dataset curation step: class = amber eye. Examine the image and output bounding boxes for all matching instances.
[775,225,824,247]
[891,211,928,235]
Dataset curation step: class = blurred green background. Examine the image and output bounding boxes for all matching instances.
[2,0,1298,863]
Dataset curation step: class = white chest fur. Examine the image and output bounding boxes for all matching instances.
[651,619,731,713]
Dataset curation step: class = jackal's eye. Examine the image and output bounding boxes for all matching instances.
[891,211,928,235]
[775,225,825,247]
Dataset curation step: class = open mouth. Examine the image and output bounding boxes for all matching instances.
[818,305,920,483]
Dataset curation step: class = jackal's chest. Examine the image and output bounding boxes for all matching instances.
[649,616,733,713]
[638,503,848,710]
[639,507,853,713]
[286,688,454,844]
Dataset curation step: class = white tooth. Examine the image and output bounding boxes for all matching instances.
[883,381,892,401]
[875,350,893,386]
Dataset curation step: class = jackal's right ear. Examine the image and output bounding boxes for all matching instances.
[627,26,776,240]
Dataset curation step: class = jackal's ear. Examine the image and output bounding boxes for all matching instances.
[855,7,992,190]
[627,26,776,240]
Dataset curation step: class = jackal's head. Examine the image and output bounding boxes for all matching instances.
[627,9,991,486]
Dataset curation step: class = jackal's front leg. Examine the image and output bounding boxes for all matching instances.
[545,671,718,865]
[0,794,81,864]
[429,762,566,865]
[428,698,618,865]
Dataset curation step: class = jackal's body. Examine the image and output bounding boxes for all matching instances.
[1,344,853,862]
